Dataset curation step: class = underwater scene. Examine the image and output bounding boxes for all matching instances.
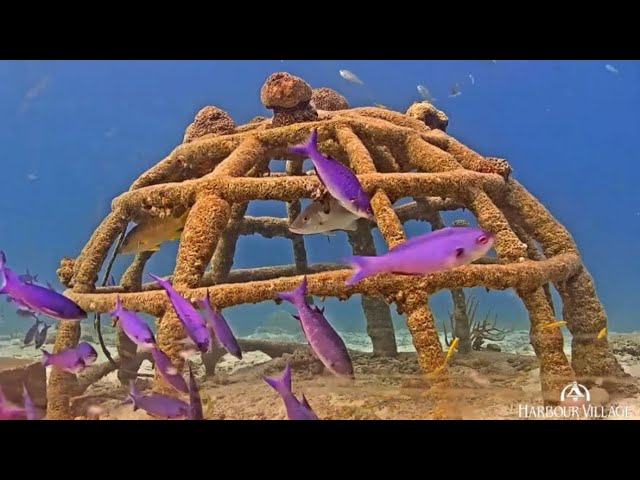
[0,59,638,420]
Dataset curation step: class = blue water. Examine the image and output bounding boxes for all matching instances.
[0,60,638,334]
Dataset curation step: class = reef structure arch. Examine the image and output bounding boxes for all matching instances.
[50,71,628,419]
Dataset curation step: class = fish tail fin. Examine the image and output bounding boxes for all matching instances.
[344,255,379,286]
[289,129,318,157]
[262,362,293,397]
[0,252,7,293]
[111,295,123,317]
[276,276,307,307]
[41,350,51,368]
[128,380,140,411]
[148,273,169,288]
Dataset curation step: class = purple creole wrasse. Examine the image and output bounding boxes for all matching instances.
[0,251,86,321]
[151,346,189,394]
[110,296,156,350]
[197,290,242,359]
[41,347,86,374]
[344,226,496,286]
[34,322,50,349]
[76,341,98,365]
[0,386,26,420]
[18,269,38,284]
[127,381,189,419]
[22,384,37,420]
[277,276,353,379]
[262,362,319,420]
[149,274,210,354]
[289,129,373,220]
[23,319,43,345]
[187,364,204,420]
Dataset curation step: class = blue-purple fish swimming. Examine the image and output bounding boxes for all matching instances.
[0,252,86,320]
[41,347,86,374]
[110,296,156,350]
[344,226,496,286]
[151,346,189,394]
[262,362,319,420]
[197,291,241,359]
[34,322,50,349]
[127,381,189,419]
[22,384,37,420]
[23,319,43,345]
[289,129,373,220]
[277,277,353,379]
[76,342,98,365]
[150,274,210,354]
[187,364,203,420]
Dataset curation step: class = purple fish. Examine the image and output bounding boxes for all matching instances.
[110,296,156,350]
[46,282,56,291]
[290,129,373,220]
[149,274,210,354]
[0,252,86,321]
[344,226,496,286]
[24,319,43,345]
[151,346,189,394]
[18,269,38,284]
[34,322,50,349]
[197,290,242,359]
[0,386,26,420]
[277,277,353,379]
[127,381,189,419]
[262,362,319,420]
[187,364,204,420]
[76,341,98,365]
[41,347,86,374]
[22,384,37,420]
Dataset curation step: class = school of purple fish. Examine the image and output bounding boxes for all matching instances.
[0,130,497,420]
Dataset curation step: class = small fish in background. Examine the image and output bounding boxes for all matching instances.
[34,322,51,349]
[23,318,43,345]
[151,346,189,394]
[118,211,189,255]
[469,74,475,85]
[26,173,38,182]
[417,84,435,102]
[597,327,607,340]
[449,83,462,97]
[197,290,242,359]
[106,274,116,287]
[605,64,619,74]
[277,276,354,379]
[262,362,319,420]
[41,347,86,374]
[16,308,39,321]
[0,251,87,321]
[339,69,364,86]
[444,337,459,365]
[290,129,373,220]
[150,274,210,354]
[289,197,360,235]
[544,320,567,329]
[110,296,157,350]
[373,103,389,109]
[46,282,56,291]
[18,269,38,284]
[0,386,26,420]
[22,384,37,420]
[188,363,204,420]
[126,380,189,419]
[344,226,496,285]
[76,341,98,365]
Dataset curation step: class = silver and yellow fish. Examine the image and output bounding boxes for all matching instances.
[119,211,189,255]
[289,198,360,235]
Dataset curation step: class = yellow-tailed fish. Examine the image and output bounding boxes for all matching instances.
[544,320,567,329]
[597,327,607,339]
[119,210,189,255]
[444,337,459,364]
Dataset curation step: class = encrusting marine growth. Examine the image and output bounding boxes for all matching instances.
[47,71,630,419]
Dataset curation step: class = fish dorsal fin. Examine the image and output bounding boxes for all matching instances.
[312,305,325,315]
[291,314,301,322]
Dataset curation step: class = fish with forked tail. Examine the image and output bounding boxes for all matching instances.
[344,226,496,285]
[119,211,189,255]
[151,346,189,394]
[41,347,86,374]
[150,274,210,354]
[197,290,241,359]
[110,296,156,350]
[262,362,319,420]
[0,251,86,321]
[277,276,353,379]
[289,197,360,235]
[127,381,189,419]
[24,319,43,345]
[289,129,373,220]
[76,341,98,365]
[34,322,50,349]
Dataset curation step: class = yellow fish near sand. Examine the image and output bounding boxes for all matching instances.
[433,337,459,375]
[544,320,567,329]
[597,327,607,339]
[119,211,189,255]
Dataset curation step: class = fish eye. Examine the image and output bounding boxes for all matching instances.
[303,216,309,222]
[477,235,488,244]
